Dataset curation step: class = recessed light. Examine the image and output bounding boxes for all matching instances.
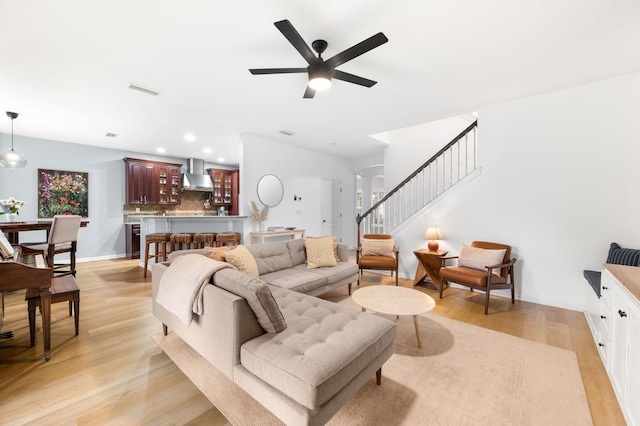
[203,148,212,154]
[279,130,296,136]
[105,133,118,138]
[128,83,160,96]
[217,157,225,163]
[156,147,166,153]
[184,134,195,142]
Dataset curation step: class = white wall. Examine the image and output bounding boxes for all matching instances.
[241,134,357,247]
[352,152,384,173]
[383,116,472,190]
[390,72,640,311]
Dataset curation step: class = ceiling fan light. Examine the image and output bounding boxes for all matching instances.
[308,77,332,91]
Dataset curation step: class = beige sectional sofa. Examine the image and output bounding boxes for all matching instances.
[152,238,397,426]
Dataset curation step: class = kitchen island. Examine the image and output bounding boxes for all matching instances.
[135,215,247,270]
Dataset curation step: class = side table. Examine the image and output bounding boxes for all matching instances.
[412,249,448,291]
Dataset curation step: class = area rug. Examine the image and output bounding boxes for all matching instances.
[153,300,593,426]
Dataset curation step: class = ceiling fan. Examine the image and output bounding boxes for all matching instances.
[249,20,388,99]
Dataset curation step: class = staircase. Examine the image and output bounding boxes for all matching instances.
[357,121,478,238]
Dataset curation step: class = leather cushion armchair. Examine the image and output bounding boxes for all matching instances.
[357,234,399,286]
[439,241,516,315]
[439,265,508,288]
[358,256,398,269]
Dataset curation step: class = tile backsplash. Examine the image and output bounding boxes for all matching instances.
[124,191,225,218]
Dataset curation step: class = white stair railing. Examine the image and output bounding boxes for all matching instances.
[357,121,478,238]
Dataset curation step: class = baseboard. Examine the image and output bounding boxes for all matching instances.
[77,254,128,263]
[371,270,586,313]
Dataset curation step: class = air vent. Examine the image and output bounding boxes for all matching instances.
[105,133,118,137]
[128,83,160,96]
[279,130,296,136]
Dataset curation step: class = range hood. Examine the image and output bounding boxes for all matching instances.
[182,159,213,191]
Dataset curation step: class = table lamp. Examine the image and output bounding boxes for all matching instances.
[424,226,442,252]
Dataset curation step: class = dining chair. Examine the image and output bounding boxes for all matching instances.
[26,274,80,345]
[25,215,82,276]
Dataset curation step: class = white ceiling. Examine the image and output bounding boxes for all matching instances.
[1,0,639,166]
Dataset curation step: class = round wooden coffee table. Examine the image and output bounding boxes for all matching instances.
[352,285,436,347]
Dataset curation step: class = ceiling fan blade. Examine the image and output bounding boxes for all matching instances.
[303,86,316,99]
[249,68,308,75]
[325,32,388,68]
[274,20,317,64]
[333,70,377,87]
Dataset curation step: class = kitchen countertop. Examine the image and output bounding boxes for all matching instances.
[605,263,640,303]
[124,215,247,224]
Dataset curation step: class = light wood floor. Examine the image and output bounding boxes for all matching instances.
[0,258,625,425]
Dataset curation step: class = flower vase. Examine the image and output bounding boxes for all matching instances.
[4,213,18,222]
[259,222,267,232]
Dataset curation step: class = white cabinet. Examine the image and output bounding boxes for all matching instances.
[593,266,640,426]
[587,270,614,367]
[627,301,640,426]
[610,281,629,401]
[585,279,600,331]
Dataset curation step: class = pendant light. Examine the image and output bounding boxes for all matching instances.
[0,111,27,168]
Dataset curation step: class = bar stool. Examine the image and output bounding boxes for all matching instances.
[170,233,195,252]
[216,232,241,247]
[144,232,172,277]
[193,233,217,248]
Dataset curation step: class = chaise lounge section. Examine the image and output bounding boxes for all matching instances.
[152,238,397,425]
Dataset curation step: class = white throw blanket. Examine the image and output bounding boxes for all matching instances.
[156,254,233,326]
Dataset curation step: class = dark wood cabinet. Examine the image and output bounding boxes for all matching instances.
[126,160,157,204]
[156,164,181,204]
[209,168,239,214]
[230,170,239,215]
[124,158,182,205]
[125,224,141,259]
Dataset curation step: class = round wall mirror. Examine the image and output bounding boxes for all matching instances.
[257,174,284,207]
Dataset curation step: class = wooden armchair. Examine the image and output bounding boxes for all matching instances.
[356,234,399,286]
[439,241,516,314]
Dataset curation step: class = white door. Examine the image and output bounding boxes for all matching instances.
[321,179,341,239]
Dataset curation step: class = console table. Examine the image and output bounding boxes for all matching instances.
[412,249,448,291]
[250,229,305,245]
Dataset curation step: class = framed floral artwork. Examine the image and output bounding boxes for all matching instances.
[38,169,89,218]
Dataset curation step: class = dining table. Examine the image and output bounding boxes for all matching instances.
[1,220,89,244]
[0,246,53,361]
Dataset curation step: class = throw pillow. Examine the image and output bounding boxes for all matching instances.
[457,245,506,271]
[213,268,286,333]
[361,238,395,257]
[306,235,340,261]
[203,246,232,262]
[606,242,640,266]
[224,245,260,278]
[304,236,338,268]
